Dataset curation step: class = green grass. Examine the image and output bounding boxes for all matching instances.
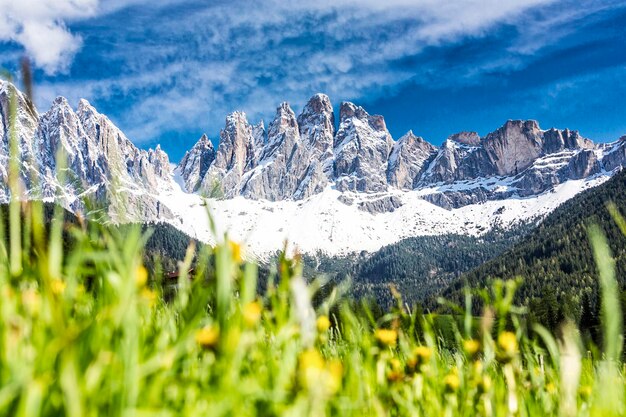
[0,200,624,416]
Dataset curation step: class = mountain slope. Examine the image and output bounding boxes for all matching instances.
[351,225,532,307]
[3,79,626,257]
[441,168,626,327]
[0,81,173,223]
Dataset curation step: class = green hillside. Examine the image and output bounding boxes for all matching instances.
[442,169,626,332]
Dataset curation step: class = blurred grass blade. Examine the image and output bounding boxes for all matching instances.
[588,224,623,361]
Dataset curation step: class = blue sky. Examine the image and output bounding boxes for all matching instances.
[1,0,625,162]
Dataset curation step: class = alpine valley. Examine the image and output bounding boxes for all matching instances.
[2,79,625,262]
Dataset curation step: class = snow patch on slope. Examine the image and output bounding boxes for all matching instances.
[156,172,611,260]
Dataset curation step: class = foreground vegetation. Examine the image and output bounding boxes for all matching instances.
[0,196,624,416]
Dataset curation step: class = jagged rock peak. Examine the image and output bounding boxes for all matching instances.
[302,93,333,116]
[177,134,215,192]
[148,144,171,178]
[51,96,71,107]
[400,130,432,144]
[298,94,335,134]
[256,102,301,165]
[339,101,387,132]
[199,110,257,196]
[297,94,335,167]
[503,119,541,131]
[387,131,437,189]
[333,101,393,193]
[448,131,480,146]
[269,102,298,133]
[189,134,213,152]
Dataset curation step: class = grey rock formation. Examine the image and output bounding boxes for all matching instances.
[602,136,626,172]
[387,131,438,189]
[201,111,257,197]
[420,135,495,184]
[298,93,335,175]
[562,149,601,180]
[177,134,215,192]
[333,102,393,192]
[0,80,172,222]
[241,102,310,200]
[357,195,403,214]
[0,81,40,199]
[482,120,545,176]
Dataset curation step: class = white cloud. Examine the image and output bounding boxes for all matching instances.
[23,0,622,153]
[0,0,98,73]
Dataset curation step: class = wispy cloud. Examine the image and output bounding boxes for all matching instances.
[2,0,625,159]
[0,0,98,74]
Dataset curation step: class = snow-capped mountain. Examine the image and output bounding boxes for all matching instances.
[0,81,173,222]
[2,79,625,257]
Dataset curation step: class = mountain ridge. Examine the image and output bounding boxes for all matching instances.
[177,94,622,211]
[2,78,626,257]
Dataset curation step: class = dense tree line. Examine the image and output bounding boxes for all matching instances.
[297,225,531,310]
[441,169,626,337]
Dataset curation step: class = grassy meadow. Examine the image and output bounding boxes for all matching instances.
[0,196,624,416]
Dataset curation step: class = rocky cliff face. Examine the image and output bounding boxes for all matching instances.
[3,78,626,221]
[200,111,258,197]
[333,102,394,192]
[387,131,437,189]
[420,133,495,184]
[0,80,172,222]
[177,134,215,192]
[240,102,308,200]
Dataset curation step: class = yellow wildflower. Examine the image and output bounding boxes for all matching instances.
[444,372,461,393]
[497,332,518,362]
[375,328,398,348]
[317,315,331,333]
[195,325,220,349]
[478,375,492,394]
[387,358,404,383]
[463,339,481,358]
[229,240,243,263]
[51,279,66,295]
[407,345,432,373]
[298,349,342,395]
[242,301,262,327]
[299,349,325,371]
[414,346,432,362]
[141,288,157,306]
[298,349,325,389]
[579,385,593,400]
[326,360,343,394]
[136,265,148,287]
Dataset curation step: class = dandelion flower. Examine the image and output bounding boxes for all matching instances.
[497,332,518,362]
[375,329,398,348]
[136,265,148,287]
[229,240,243,263]
[196,325,220,349]
[51,279,66,295]
[463,339,481,358]
[242,301,262,327]
[444,372,461,393]
[317,315,331,333]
